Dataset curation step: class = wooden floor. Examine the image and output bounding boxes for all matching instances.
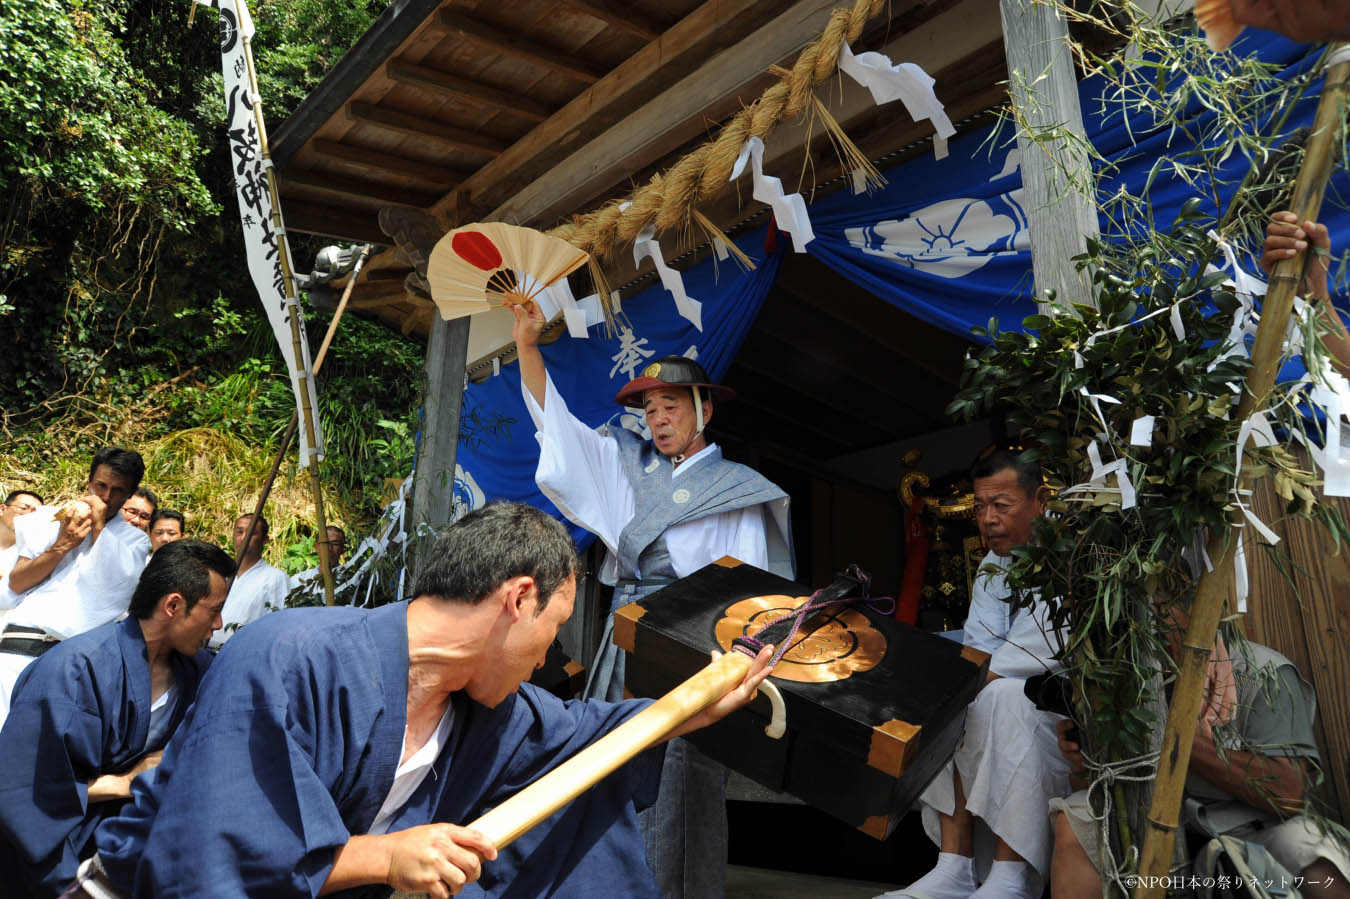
[727,864,899,898]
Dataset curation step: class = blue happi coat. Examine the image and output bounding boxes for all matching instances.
[0,616,210,898]
[94,602,664,899]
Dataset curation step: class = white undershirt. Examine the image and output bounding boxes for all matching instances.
[524,373,780,582]
[367,703,455,836]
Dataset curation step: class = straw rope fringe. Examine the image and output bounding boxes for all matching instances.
[548,0,889,263]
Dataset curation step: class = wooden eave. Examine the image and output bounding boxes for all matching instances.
[271,0,1032,456]
[274,0,1008,327]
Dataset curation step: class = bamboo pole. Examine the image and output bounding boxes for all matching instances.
[1133,44,1350,898]
[239,26,334,606]
[467,651,753,849]
[233,246,371,587]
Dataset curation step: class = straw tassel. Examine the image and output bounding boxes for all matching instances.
[693,210,756,271]
[770,64,886,194]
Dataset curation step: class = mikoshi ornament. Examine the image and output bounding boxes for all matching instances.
[427,222,589,320]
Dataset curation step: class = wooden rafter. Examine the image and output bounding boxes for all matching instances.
[311,140,466,189]
[431,0,802,224]
[775,262,966,388]
[348,292,436,310]
[283,168,441,208]
[746,311,952,424]
[488,0,997,230]
[385,60,555,122]
[486,0,851,227]
[554,0,662,42]
[433,10,606,84]
[347,102,508,155]
[280,199,386,245]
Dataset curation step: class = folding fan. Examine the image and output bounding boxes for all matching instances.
[1194,0,1243,52]
[427,222,589,321]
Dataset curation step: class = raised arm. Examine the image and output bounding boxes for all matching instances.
[512,301,548,410]
[8,503,95,595]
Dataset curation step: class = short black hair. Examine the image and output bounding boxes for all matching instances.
[971,447,1043,497]
[413,502,578,612]
[89,446,145,488]
[4,490,42,506]
[235,513,270,539]
[150,509,185,532]
[133,487,158,512]
[127,539,235,620]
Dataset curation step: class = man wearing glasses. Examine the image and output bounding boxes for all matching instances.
[1,490,43,588]
[118,488,157,533]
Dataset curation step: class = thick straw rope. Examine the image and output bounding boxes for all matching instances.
[547,0,888,263]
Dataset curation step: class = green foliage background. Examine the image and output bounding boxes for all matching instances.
[0,0,421,567]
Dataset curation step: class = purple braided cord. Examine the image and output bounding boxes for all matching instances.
[734,575,896,667]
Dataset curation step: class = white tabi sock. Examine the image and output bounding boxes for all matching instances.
[873,852,977,899]
[970,859,1040,899]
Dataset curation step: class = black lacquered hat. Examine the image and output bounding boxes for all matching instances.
[614,356,736,409]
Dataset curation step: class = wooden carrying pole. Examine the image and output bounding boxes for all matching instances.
[467,651,753,849]
[1133,44,1350,898]
[233,245,371,598]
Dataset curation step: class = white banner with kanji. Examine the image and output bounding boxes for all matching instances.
[197,0,323,464]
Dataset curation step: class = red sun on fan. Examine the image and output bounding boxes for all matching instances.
[428,222,589,321]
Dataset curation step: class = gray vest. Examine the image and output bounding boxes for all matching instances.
[605,423,793,581]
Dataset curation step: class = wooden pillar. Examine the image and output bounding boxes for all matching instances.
[412,315,471,529]
[999,0,1100,310]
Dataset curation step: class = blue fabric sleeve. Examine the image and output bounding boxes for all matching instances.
[0,675,106,898]
[96,661,357,897]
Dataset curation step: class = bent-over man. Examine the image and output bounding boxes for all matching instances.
[0,539,230,897]
[75,502,772,899]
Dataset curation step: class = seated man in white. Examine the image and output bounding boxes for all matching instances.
[211,512,289,649]
[885,448,1068,899]
[0,446,150,725]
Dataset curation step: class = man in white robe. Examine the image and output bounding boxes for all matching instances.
[210,512,289,649]
[0,447,150,725]
[885,448,1068,899]
[512,301,793,899]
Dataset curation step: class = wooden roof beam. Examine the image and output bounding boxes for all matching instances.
[554,0,662,42]
[280,199,387,245]
[482,0,852,227]
[348,291,435,310]
[431,0,801,223]
[385,60,554,123]
[432,10,605,84]
[311,139,466,189]
[484,0,1000,231]
[282,168,441,208]
[347,102,508,156]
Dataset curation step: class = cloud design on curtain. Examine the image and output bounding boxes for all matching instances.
[844,190,1030,279]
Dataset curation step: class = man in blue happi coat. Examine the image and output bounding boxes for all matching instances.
[513,300,794,899]
[0,539,232,898]
[73,501,773,899]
